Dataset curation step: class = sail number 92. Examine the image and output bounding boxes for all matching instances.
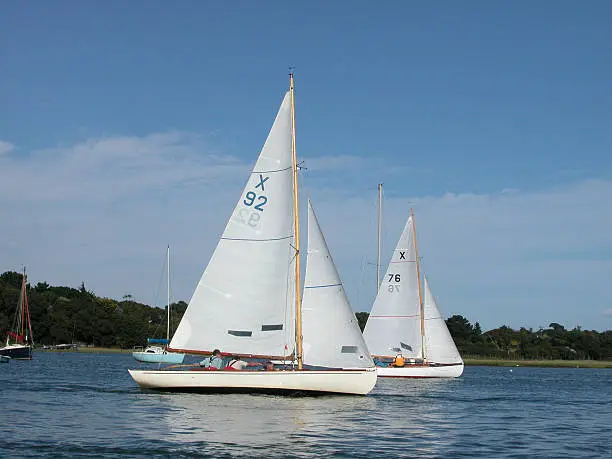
[244,191,267,211]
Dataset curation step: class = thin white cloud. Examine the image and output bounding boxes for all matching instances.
[602,309,612,317]
[308,179,612,331]
[1,132,610,332]
[0,132,245,202]
[0,140,15,155]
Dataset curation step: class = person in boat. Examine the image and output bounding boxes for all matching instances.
[226,356,258,370]
[199,349,225,369]
[391,353,405,368]
[262,361,276,371]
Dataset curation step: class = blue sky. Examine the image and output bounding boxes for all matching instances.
[1,1,610,331]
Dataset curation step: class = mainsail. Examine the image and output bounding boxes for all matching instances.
[169,92,296,358]
[302,201,373,369]
[423,277,463,364]
[8,271,33,347]
[363,215,422,359]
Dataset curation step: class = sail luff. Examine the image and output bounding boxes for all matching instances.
[411,209,426,361]
[290,72,303,370]
[377,183,383,292]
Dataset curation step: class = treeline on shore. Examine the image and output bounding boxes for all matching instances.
[1,271,611,360]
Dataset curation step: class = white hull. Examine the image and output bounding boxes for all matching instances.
[376,363,464,378]
[128,367,377,395]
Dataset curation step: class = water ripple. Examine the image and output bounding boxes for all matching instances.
[1,353,610,458]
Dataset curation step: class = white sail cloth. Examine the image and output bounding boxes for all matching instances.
[363,216,422,359]
[302,201,373,369]
[170,92,296,358]
[423,277,463,364]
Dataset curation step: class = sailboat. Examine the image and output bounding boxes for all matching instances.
[128,74,377,395]
[362,186,463,378]
[0,268,34,360]
[133,246,185,364]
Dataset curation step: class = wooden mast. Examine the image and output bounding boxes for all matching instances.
[289,71,303,370]
[411,209,426,361]
[21,268,26,337]
[377,184,383,292]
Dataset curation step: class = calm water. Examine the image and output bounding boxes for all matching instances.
[0,353,610,458]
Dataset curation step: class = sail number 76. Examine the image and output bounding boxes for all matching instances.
[388,273,400,292]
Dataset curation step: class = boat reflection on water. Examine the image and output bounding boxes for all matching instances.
[131,377,463,457]
[153,392,381,446]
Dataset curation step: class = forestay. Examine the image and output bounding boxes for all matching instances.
[170,92,296,358]
[363,216,422,359]
[302,201,373,369]
[423,277,463,364]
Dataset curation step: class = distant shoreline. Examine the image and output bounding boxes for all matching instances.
[36,348,612,368]
[39,347,132,354]
[464,358,612,368]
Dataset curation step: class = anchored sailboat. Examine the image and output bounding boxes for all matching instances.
[128,74,376,395]
[132,246,185,364]
[0,268,34,360]
[362,186,463,378]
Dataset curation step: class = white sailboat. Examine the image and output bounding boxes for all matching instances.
[128,74,376,395]
[132,246,185,364]
[362,186,463,378]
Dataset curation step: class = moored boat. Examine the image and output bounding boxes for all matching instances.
[0,268,34,360]
[133,246,185,364]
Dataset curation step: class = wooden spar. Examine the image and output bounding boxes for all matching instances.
[289,72,303,370]
[166,346,295,360]
[21,269,26,338]
[411,209,426,361]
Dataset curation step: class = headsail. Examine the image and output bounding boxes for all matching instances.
[302,200,373,369]
[170,92,296,358]
[363,215,422,359]
[423,277,463,364]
